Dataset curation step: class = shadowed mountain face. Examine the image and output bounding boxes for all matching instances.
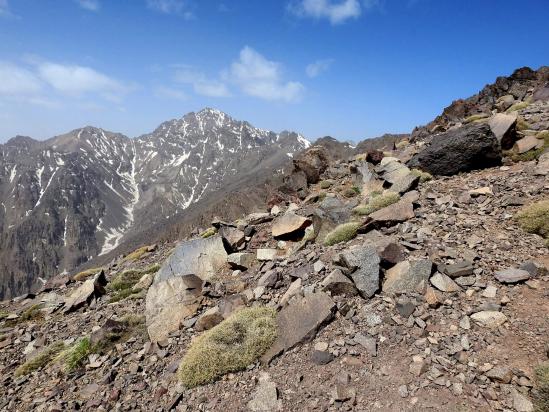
[0,108,309,299]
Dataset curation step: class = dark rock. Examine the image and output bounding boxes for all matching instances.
[366,150,384,165]
[219,227,246,252]
[339,245,381,298]
[293,146,329,184]
[379,242,405,268]
[440,260,474,278]
[407,123,502,176]
[321,269,358,296]
[311,350,334,365]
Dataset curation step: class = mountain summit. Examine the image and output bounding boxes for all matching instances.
[0,109,309,299]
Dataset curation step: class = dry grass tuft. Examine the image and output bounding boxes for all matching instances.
[108,264,159,303]
[534,363,549,412]
[200,227,217,238]
[14,341,65,376]
[319,180,333,189]
[73,268,102,281]
[178,307,277,388]
[353,192,400,216]
[122,245,152,263]
[323,221,362,246]
[410,168,433,183]
[516,200,549,247]
[506,101,529,113]
[463,114,488,124]
[56,337,91,373]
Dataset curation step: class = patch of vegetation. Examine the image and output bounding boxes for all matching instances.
[107,264,159,303]
[200,227,217,238]
[73,267,102,282]
[516,200,549,247]
[516,117,531,131]
[463,114,488,124]
[323,221,362,246]
[353,192,400,216]
[15,341,65,376]
[506,101,529,113]
[342,187,359,198]
[122,245,153,263]
[506,131,548,162]
[537,130,549,140]
[178,307,277,388]
[319,180,333,189]
[533,363,549,412]
[7,303,44,326]
[410,168,433,183]
[56,337,92,373]
[0,310,8,320]
[119,313,146,326]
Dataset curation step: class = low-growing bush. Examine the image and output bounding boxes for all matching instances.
[516,117,531,131]
[200,227,217,238]
[323,221,362,246]
[516,200,549,247]
[122,245,152,263]
[0,310,8,320]
[178,307,277,387]
[342,187,358,198]
[56,337,92,372]
[15,341,65,376]
[319,180,333,189]
[533,363,549,412]
[108,264,159,303]
[410,168,433,183]
[73,268,102,281]
[463,114,488,124]
[353,192,400,216]
[506,101,529,112]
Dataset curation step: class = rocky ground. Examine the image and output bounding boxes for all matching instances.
[1,68,548,412]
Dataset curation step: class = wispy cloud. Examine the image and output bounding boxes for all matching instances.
[306,59,334,78]
[289,0,378,24]
[76,0,100,11]
[226,46,304,102]
[0,59,133,107]
[0,0,15,18]
[147,0,194,19]
[154,85,189,101]
[174,66,230,97]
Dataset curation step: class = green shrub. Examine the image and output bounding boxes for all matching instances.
[178,307,277,388]
[507,132,549,162]
[0,310,8,320]
[319,180,333,189]
[342,187,358,198]
[516,117,531,131]
[56,337,92,372]
[200,227,217,238]
[122,245,153,263]
[506,101,529,112]
[107,264,159,303]
[410,168,433,183]
[15,341,65,376]
[73,268,102,281]
[534,363,549,412]
[516,200,549,246]
[537,130,549,140]
[463,114,488,124]
[323,221,362,246]
[353,192,400,216]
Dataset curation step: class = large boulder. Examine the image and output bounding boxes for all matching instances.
[145,274,203,342]
[339,245,381,298]
[407,123,502,176]
[63,271,107,313]
[293,146,329,184]
[382,259,433,294]
[271,213,312,239]
[488,113,518,150]
[154,236,228,283]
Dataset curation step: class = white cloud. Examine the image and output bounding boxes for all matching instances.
[0,0,14,17]
[290,0,361,24]
[76,0,100,11]
[154,85,188,101]
[37,62,130,101]
[306,59,334,78]
[174,66,230,97]
[226,46,304,103]
[0,62,43,96]
[147,0,194,18]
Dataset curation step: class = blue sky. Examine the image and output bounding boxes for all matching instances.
[0,0,548,142]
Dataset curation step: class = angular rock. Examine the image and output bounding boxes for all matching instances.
[383,260,432,294]
[257,249,278,261]
[311,350,334,365]
[513,136,539,154]
[227,253,255,270]
[155,236,227,283]
[293,146,329,184]
[407,123,502,176]
[247,373,282,412]
[245,212,273,225]
[378,242,405,268]
[339,245,380,298]
[520,260,548,278]
[488,112,518,149]
[272,212,312,239]
[494,268,531,284]
[486,366,513,383]
[441,260,474,278]
[219,227,246,252]
[145,274,203,342]
[389,173,419,194]
[534,152,549,176]
[470,311,507,328]
[430,272,461,293]
[376,159,410,184]
[280,278,302,307]
[63,271,107,313]
[262,293,335,363]
[132,273,154,292]
[195,306,224,332]
[367,198,415,227]
[321,269,358,296]
[217,294,246,318]
[354,333,377,356]
[511,388,534,412]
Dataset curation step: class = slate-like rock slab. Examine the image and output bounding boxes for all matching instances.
[64,271,107,313]
[494,268,531,283]
[262,293,335,363]
[271,213,312,238]
[383,259,432,294]
[155,236,227,283]
[339,245,380,298]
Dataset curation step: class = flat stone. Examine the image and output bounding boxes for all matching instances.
[321,269,358,296]
[511,388,534,412]
[262,293,335,363]
[219,226,246,252]
[354,333,377,356]
[64,271,107,313]
[520,260,548,278]
[430,272,461,293]
[396,298,416,317]
[227,253,255,270]
[442,260,474,278]
[488,112,518,149]
[470,311,507,328]
[494,268,531,284]
[155,236,227,283]
[388,173,419,194]
[378,242,405,267]
[513,135,539,154]
[534,152,549,175]
[257,249,278,261]
[311,350,334,365]
[145,275,202,342]
[195,306,224,332]
[383,259,432,294]
[247,373,282,411]
[339,245,380,298]
[485,366,513,383]
[245,212,273,225]
[279,278,302,306]
[368,198,415,227]
[482,284,498,298]
[272,213,312,238]
[132,273,154,292]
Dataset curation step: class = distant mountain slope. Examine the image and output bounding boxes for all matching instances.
[0,108,309,298]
